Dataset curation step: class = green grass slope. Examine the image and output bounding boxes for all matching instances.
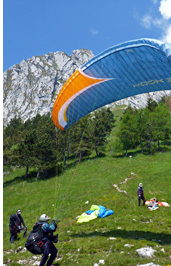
[3,107,171,266]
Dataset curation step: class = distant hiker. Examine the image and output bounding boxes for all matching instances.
[137,183,146,206]
[38,214,58,266]
[9,209,26,243]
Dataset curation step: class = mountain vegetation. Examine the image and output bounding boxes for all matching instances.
[3,107,115,178]
[3,98,171,265]
[3,97,171,178]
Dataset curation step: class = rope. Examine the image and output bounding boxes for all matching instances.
[52,56,170,220]
[53,56,149,218]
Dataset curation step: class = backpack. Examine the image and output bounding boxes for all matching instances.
[25,222,45,254]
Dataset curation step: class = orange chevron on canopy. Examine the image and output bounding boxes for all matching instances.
[52,69,109,130]
[52,39,171,131]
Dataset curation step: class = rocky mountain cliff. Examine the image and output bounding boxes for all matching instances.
[3,49,171,126]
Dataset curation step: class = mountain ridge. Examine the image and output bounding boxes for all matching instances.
[3,49,171,126]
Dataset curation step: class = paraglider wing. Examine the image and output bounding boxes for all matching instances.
[52,38,171,130]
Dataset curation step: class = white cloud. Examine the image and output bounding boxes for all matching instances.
[159,0,171,42]
[141,15,164,30]
[162,24,171,42]
[138,0,171,43]
[159,0,171,19]
[141,14,153,29]
[151,0,158,4]
[90,28,99,36]
[153,18,163,27]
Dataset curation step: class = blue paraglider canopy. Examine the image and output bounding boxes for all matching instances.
[52,38,171,130]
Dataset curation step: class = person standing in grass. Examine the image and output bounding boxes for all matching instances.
[38,214,58,266]
[137,183,146,206]
[9,209,26,243]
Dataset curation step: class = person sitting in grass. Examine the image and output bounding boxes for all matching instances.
[147,198,159,211]
[9,209,26,244]
[137,183,146,206]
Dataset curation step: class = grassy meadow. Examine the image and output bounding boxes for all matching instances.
[3,106,171,266]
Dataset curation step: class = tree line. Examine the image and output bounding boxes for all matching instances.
[117,97,171,155]
[3,97,171,179]
[3,107,115,178]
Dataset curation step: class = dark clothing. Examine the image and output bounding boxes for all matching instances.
[9,213,26,243]
[138,194,146,206]
[9,213,26,228]
[137,186,146,206]
[10,231,18,244]
[39,242,57,266]
[39,221,57,266]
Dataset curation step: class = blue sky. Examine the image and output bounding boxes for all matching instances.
[3,0,171,71]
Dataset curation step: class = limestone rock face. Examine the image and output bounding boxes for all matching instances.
[3,49,94,125]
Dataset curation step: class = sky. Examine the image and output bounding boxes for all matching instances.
[2,0,171,256]
[3,0,171,72]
